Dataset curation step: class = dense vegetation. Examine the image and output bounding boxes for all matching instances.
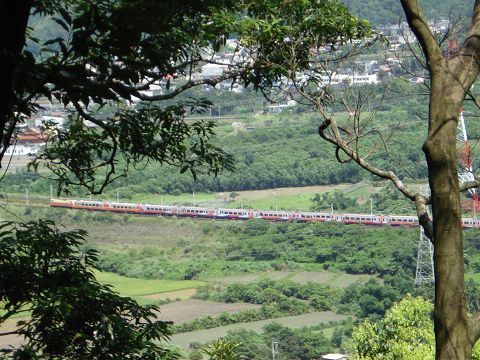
[341,0,471,25]
[4,82,434,197]
[191,322,346,360]
[6,193,480,356]
[7,0,480,359]
[6,77,480,200]
[94,219,418,279]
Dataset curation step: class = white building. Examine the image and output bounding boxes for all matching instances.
[35,115,65,129]
[201,63,229,78]
[5,128,46,156]
[320,72,379,86]
[322,354,347,360]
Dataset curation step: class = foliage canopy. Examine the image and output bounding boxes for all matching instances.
[0,220,177,359]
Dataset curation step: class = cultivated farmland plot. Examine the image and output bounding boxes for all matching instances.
[155,299,261,324]
[211,270,374,287]
[170,311,350,349]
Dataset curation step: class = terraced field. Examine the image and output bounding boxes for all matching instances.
[170,311,351,349]
[95,271,206,305]
[208,270,375,287]
[156,299,261,324]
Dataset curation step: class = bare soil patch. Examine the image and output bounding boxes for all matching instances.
[156,299,261,324]
[0,317,27,349]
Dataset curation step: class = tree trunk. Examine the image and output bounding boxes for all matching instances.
[0,0,33,159]
[424,66,474,359]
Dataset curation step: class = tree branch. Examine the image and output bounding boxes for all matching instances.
[415,194,433,241]
[459,178,480,192]
[400,0,443,71]
[318,118,416,201]
[468,0,480,37]
[318,117,434,239]
[0,330,20,337]
[116,70,245,102]
[454,1,480,90]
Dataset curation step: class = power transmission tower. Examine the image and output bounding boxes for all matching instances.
[415,185,434,285]
[457,109,478,213]
[449,38,478,213]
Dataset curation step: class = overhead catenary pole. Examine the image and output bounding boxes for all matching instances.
[271,341,278,360]
[275,189,278,211]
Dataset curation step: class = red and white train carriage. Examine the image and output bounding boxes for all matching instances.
[49,199,480,229]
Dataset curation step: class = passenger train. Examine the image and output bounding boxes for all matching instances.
[49,199,480,228]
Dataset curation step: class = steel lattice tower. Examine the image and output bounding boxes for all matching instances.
[415,185,434,285]
[457,110,479,212]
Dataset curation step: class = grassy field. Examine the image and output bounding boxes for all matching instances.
[289,271,375,287]
[94,271,206,304]
[170,311,351,349]
[39,181,381,211]
[465,273,480,282]
[208,270,375,287]
[129,192,220,207]
[3,180,429,215]
[126,182,379,211]
[100,184,355,210]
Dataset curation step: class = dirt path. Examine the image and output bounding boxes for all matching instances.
[0,317,26,350]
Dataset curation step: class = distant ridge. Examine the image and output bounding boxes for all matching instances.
[340,0,471,26]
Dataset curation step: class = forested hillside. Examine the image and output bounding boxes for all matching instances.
[27,0,472,42]
[341,0,471,25]
[3,82,435,197]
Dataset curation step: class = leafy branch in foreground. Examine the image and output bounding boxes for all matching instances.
[202,340,240,360]
[1,0,370,195]
[0,220,177,359]
[30,99,233,194]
